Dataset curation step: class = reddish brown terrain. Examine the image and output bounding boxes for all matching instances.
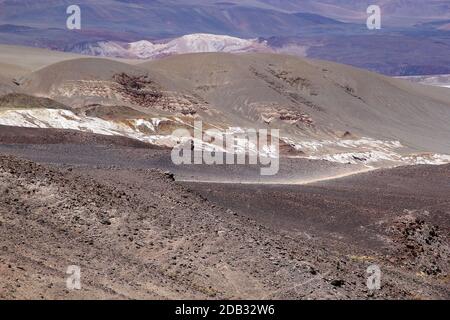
[0,141,449,300]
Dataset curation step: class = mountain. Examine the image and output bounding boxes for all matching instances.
[267,32,450,76]
[66,34,272,59]
[399,74,450,88]
[0,0,345,39]
[61,30,450,76]
[1,44,450,300]
[1,1,450,76]
[0,74,15,95]
[2,1,449,33]
[2,2,450,302]
[255,0,450,25]
[2,46,450,165]
[140,53,450,156]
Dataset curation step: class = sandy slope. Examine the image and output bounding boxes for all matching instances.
[142,53,450,154]
[20,58,150,93]
[0,74,16,95]
[0,44,141,79]
[0,51,448,168]
[5,52,449,154]
[0,45,82,77]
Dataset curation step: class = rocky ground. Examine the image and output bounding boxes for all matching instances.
[0,143,449,300]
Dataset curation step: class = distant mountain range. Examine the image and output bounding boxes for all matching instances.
[2,0,450,33]
[1,0,450,76]
[63,31,450,76]
[399,74,450,88]
[66,34,272,59]
[0,0,349,39]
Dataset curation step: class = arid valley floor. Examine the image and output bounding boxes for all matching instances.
[0,142,449,299]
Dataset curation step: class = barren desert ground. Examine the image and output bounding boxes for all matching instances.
[0,44,449,300]
[0,143,449,299]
